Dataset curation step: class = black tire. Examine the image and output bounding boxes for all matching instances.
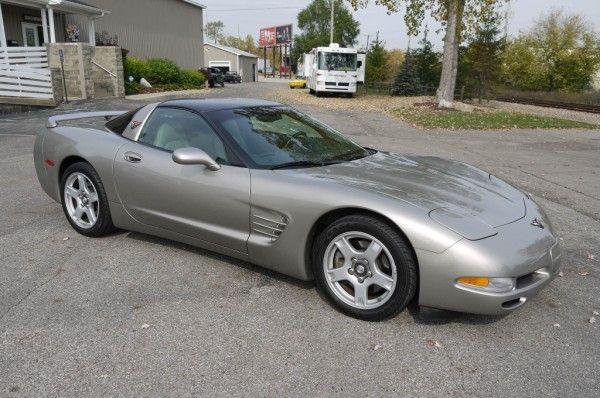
[312,215,418,321]
[60,161,116,237]
[221,82,225,87]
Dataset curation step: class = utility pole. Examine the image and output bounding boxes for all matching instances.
[330,0,334,44]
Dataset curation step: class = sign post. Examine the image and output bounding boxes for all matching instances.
[259,24,293,79]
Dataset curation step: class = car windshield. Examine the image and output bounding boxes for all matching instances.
[318,52,357,71]
[209,107,371,169]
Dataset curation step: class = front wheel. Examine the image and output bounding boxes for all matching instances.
[60,162,116,237]
[312,215,417,321]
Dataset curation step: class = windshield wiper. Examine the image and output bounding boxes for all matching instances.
[270,160,325,169]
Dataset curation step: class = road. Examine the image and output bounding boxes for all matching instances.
[1,82,599,397]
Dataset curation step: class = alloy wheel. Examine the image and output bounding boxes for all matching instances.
[63,172,100,229]
[323,231,397,310]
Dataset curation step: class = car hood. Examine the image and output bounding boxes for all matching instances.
[292,151,525,228]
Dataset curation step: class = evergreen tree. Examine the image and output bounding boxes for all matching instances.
[391,50,422,96]
[366,36,389,82]
[412,31,441,90]
[459,20,505,101]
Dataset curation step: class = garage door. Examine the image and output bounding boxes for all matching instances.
[208,61,231,73]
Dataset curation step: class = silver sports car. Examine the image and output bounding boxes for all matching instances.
[34,98,561,320]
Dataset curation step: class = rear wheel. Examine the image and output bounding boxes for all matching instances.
[60,162,116,237]
[312,215,417,321]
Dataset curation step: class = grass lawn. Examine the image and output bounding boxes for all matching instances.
[392,106,600,129]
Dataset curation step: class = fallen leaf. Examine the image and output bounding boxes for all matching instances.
[553,323,560,328]
[141,323,150,329]
[593,311,599,316]
[578,271,590,276]
[426,339,442,348]
[373,344,381,351]
[558,271,564,277]
[590,317,597,324]
[588,254,596,261]
[62,237,69,241]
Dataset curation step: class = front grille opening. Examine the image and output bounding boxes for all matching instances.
[325,82,336,86]
[502,298,525,309]
[516,268,548,289]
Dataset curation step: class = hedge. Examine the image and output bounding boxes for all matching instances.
[123,56,205,95]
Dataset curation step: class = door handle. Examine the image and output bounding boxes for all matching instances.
[123,151,142,163]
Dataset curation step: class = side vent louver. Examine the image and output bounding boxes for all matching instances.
[252,213,288,242]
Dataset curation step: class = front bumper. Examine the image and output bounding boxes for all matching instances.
[417,200,562,315]
[315,82,356,93]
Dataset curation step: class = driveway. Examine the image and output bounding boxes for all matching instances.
[1,82,598,397]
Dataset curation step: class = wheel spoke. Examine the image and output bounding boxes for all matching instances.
[327,266,350,283]
[77,175,87,193]
[369,270,394,291]
[353,282,368,306]
[73,206,84,220]
[65,186,79,199]
[88,192,99,203]
[335,237,358,260]
[85,208,98,224]
[364,240,382,263]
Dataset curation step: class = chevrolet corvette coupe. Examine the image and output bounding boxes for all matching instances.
[34,98,561,320]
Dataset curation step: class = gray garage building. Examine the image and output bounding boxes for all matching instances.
[203,42,258,82]
[67,0,205,69]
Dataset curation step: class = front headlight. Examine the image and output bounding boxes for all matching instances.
[457,276,516,293]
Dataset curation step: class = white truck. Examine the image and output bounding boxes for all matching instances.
[303,43,362,96]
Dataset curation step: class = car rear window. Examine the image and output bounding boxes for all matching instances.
[105,108,139,134]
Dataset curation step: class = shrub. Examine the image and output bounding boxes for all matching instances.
[123,56,150,81]
[146,58,182,85]
[180,70,205,89]
[124,81,144,95]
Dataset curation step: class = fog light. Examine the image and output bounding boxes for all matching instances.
[457,276,515,293]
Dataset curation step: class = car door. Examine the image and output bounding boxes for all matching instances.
[113,106,250,253]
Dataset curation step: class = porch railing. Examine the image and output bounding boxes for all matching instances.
[0,46,53,100]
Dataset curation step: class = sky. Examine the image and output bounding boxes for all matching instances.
[202,0,600,50]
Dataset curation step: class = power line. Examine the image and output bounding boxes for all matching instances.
[209,6,302,12]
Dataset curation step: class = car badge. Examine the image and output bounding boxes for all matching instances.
[531,218,545,229]
[130,120,142,129]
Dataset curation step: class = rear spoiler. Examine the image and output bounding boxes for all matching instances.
[47,111,129,128]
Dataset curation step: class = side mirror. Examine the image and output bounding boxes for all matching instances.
[172,147,221,171]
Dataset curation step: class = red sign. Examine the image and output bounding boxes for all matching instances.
[259,24,293,47]
[259,27,276,47]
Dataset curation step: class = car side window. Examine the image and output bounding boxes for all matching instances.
[138,107,229,163]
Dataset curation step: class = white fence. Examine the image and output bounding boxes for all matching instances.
[0,47,53,100]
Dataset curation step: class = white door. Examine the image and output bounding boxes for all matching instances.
[22,23,40,47]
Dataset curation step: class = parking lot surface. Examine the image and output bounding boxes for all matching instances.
[1,82,599,397]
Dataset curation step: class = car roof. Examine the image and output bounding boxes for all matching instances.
[159,98,283,112]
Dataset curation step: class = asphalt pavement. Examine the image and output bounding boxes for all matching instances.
[1,82,599,397]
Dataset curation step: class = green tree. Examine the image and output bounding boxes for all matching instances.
[292,0,360,63]
[206,21,224,43]
[412,33,441,89]
[458,19,505,101]
[391,50,422,96]
[219,34,260,55]
[366,37,389,82]
[501,11,600,92]
[349,0,506,108]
